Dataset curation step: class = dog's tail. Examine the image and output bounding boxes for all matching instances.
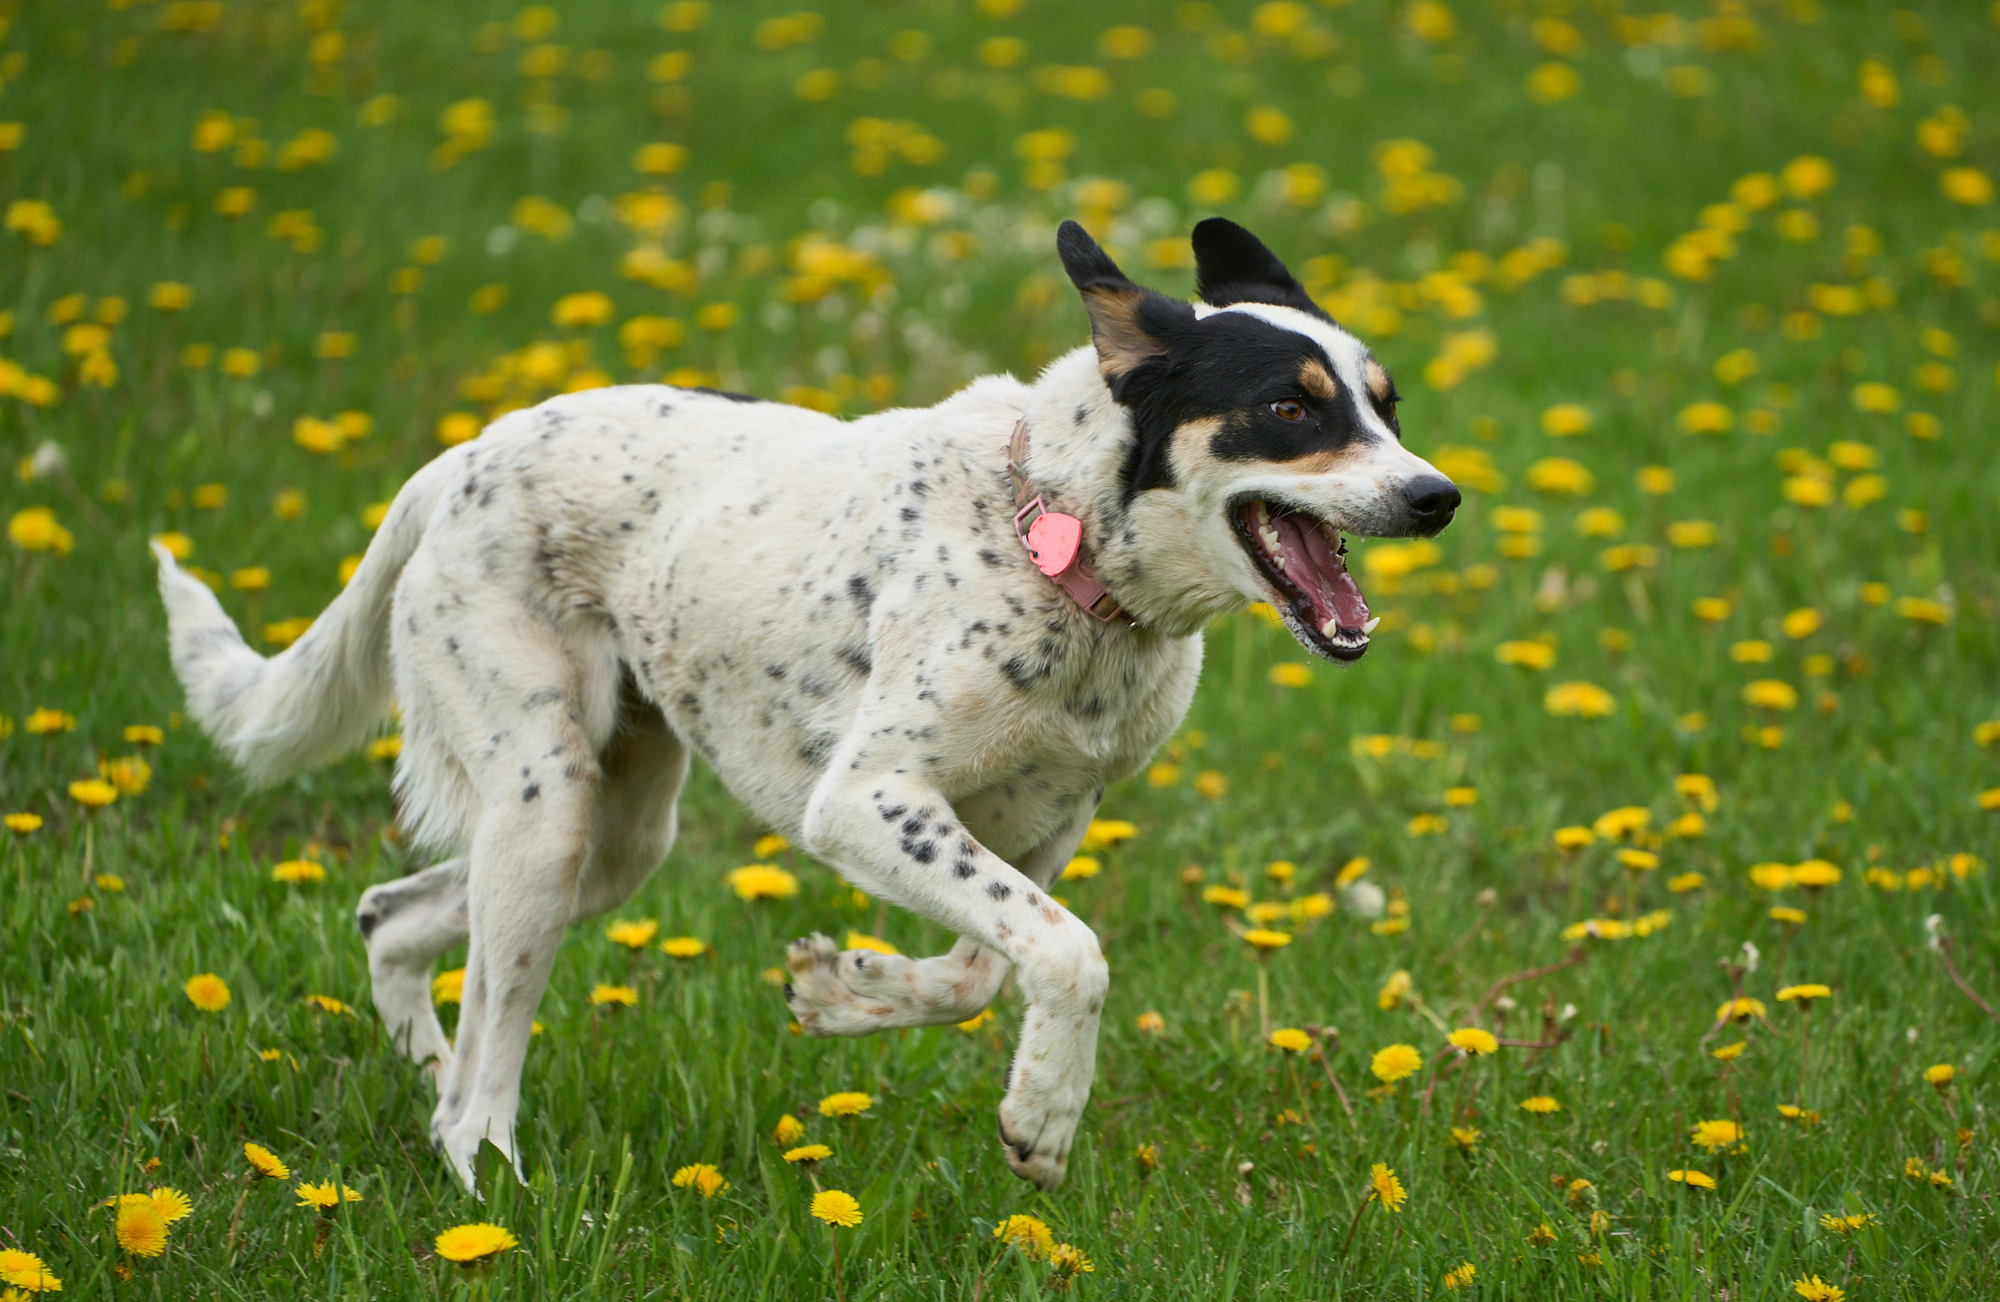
[154,448,461,785]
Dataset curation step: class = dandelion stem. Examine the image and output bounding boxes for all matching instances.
[224,1170,252,1264]
[831,1226,845,1302]
[1287,1057,1313,1129]
[1937,939,2000,1028]
[1339,1190,1374,1254]
[1256,961,1270,1042]
[1311,1033,1357,1130]
[1797,1006,1812,1111]
[1475,946,1589,1018]
[79,817,94,887]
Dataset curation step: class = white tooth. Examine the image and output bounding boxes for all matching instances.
[1259,526,1282,553]
[1361,616,1380,635]
[1321,617,1340,637]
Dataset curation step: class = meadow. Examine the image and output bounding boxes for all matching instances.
[3,0,1999,1297]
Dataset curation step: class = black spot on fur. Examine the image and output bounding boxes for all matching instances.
[522,783,540,802]
[839,645,873,676]
[953,859,977,880]
[847,574,875,614]
[986,880,1011,901]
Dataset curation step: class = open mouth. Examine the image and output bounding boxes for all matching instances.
[1231,498,1376,662]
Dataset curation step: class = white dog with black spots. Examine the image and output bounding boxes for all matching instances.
[155,218,1458,1191]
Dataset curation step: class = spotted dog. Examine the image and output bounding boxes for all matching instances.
[153,219,1458,1192]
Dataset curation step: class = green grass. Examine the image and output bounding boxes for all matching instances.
[4,0,2000,1297]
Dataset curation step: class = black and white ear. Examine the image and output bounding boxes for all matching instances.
[1190,217,1330,321]
[1057,220,1171,378]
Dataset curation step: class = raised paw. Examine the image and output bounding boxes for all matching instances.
[782,933,911,1037]
[996,1092,1075,1191]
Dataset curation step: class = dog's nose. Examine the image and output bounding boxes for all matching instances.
[1402,474,1461,529]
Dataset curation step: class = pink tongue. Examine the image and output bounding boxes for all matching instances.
[1273,512,1370,630]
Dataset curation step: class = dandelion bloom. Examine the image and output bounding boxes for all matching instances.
[0,1249,61,1292]
[1370,1043,1423,1083]
[1712,1041,1746,1061]
[589,984,638,1007]
[810,1189,863,1227]
[660,936,707,958]
[671,1163,729,1197]
[1135,1010,1165,1034]
[1377,970,1412,1010]
[1242,928,1292,951]
[5,812,43,835]
[994,1213,1055,1258]
[1716,997,1766,1022]
[295,1181,362,1210]
[305,994,352,1015]
[434,1223,518,1264]
[1669,872,1706,893]
[272,859,326,884]
[185,973,232,1012]
[245,1143,290,1180]
[604,918,658,948]
[1047,1243,1094,1280]
[124,724,165,746]
[783,1144,832,1164]
[818,1091,873,1118]
[1449,1027,1499,1055]
[1061,855,1101,880]
[69,778,117,808]
[1791,860,1841,887]
[1690,1119,1743,1150]
[1769,907,1808,925]
[1450,1127,1481,1152]
[1527,1222,1557,1247]
[1368,1163,1407,1211]
[1269,1028,1312,1052]
[1520,1095,1561,1114]
[1776,984,1830,1003]
[115,1200,168,1257]
[432,968,465,1005]
[844,931,898,955]
[1925,1063,1956,1088]
[725,864,799,900]
[774,1114,806,1145]
[1201,885,1250,909]
[1078,818,1138,850]
[1442,1262,1476,1290]
[1793,1277,1846,1302]
[1553,825,1596,851]
[1668,1169,1715,1189]
[1544,681,1615,718]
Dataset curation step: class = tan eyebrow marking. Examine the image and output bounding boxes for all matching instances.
[1363,358,1393,403]
[1298,358,1339,401]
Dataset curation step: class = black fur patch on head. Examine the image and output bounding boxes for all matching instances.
[1058,220,1390,500]
[1191,218,1335,324]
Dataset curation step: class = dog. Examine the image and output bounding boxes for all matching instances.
[154,217,1458,1191]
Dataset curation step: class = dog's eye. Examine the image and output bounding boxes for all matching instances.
[1270,400,1306,422]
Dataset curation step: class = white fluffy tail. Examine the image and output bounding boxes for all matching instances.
[155,450,461,785]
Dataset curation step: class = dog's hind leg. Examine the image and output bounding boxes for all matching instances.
[785,801,1089,1036]
[572,678,689,922]
[357,859,468,1084]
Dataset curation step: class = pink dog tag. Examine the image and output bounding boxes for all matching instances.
[1024,511,1083,577]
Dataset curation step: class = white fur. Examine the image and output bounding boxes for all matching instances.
[155,323,1444,1191]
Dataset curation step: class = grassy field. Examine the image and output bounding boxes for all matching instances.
[4,0,2000,1297]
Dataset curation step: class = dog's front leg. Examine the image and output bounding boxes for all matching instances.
[802,772,1106,1191]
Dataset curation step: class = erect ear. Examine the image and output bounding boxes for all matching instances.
[1058,220,1171,379]
[1190,217,1330,321]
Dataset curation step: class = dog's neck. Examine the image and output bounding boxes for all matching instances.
[1015,348,1248,639]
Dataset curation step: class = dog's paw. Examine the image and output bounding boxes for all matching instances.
[783,934,908,1037]
[996,1092,1076,1191]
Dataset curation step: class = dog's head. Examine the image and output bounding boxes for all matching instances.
[1058,218,1458,662]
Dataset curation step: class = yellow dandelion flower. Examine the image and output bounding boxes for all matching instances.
[0,1248,61,1292]
[671,1164,728,1197]
[1448,1027,1499,1055]
[294,1181,361,1210]
[147,1187,192,1223]
[114,1201,168,1257]
[1269,1027,1312,1052]
[1047,1243,1094,1280]
[1690,1119,1743,1150]
[245,1143,290,1180]
[1925,1063,1955,1088]
[1712,1041,1746,1061]
[1370,1043,1423,1083]
[725,864,799,900]
[184,973,231,1012]
[1135,1010,1165,1034]
[1450,1126,1481,1151]
[1520,1095,1561,1114]
[810,1189,863,1227]
[68,779,117,809]
[588,984,637,1007]
[1242,928,1292,951]
[271,859,325,884]
[783,1144,832,1164]
[818,1091,873,1118]
[993,1213,1055,1258]
[605,918,659,948]
[1776,984,1830,1002]
[5,813,44,835]
[1368,1162,1406,1211]
[1668,1169,1715,1190]
[1442,1262,1476,1290]
[433,1223,517,1264]
[1794,1276,1846,1300]
[660,936,707,959]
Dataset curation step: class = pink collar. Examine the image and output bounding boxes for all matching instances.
[1006,419,1128,623]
